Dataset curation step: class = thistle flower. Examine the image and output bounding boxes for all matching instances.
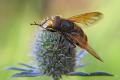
[5,27,113,80]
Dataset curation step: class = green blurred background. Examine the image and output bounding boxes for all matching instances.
[0,0,120,80]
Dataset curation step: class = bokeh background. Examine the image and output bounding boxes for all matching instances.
[0,0,120,80]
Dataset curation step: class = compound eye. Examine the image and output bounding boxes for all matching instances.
[61,20,71,27]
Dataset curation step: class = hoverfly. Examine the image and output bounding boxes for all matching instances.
[31,12,103,62]
[5,12,113,79]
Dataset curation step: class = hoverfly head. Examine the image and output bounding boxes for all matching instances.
[51,16,61,30]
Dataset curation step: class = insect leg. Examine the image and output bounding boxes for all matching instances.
[67,71,113,76]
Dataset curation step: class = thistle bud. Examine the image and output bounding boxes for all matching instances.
[32,27,75,80]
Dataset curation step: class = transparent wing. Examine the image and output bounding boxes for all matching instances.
[68,12,103,26]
